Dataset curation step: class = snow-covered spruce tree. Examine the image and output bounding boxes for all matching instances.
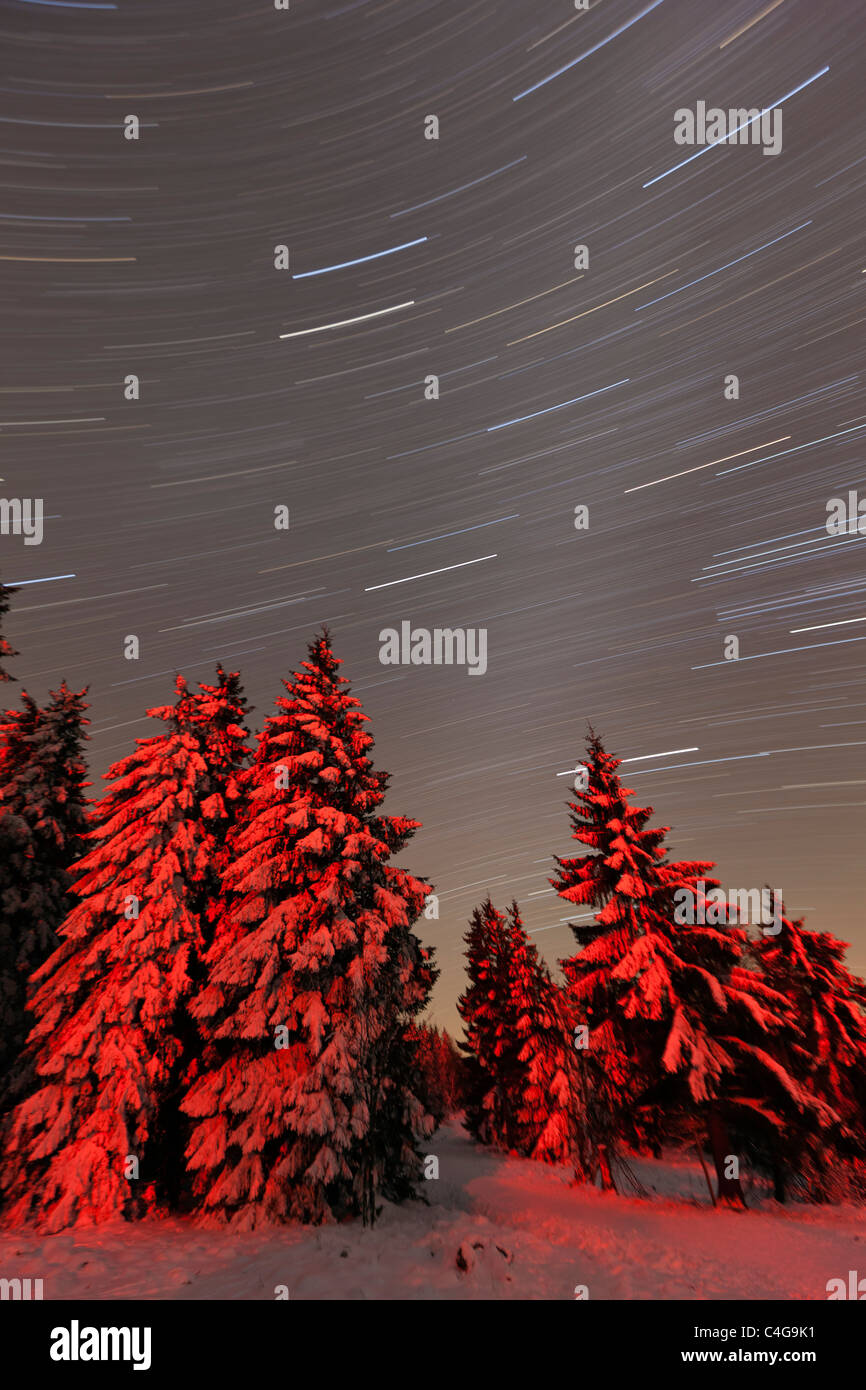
[0,669,251,1230]
[147,666,253,1203]
[596,880,831,1207]
[554,731,824,1204]
[182,631,436,1228]
[457,897,514,1147]
[754,907,866,1200]
[182,665,253,948]
[554,730,676,1187]
[0,578,17,684]
[503,901,577,1166]
[0,683,90,1103]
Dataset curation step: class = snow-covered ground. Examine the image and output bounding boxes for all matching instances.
[1,1122,863,1299]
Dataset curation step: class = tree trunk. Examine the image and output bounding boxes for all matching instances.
[707,1109,746,1207]
[696,1144,717,1207]
[596,1143,617,1192]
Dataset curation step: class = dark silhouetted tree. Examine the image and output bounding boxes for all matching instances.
[0,683,90,1102]
[0,579,17,684]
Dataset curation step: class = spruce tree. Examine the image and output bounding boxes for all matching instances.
[504,901,576,1165]
[181,665,253,948]
[0,669,250,1230]
[554,732,819,1203]
[182,632,435,1228]
[149,665,253,1202]
[554,731,681,1186]
[754,907,866,1199]
[457,896,522,1147]
[0,683,90,1100]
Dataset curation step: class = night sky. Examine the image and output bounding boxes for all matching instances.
[3,0,864,1033]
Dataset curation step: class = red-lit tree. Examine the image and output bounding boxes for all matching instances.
[182,632,435,1228]
[554,731,679,1187]
[458,897,514,1146]
[0,683,90,1100]
[754,908,866,1199]
[554,731,820,1203]
[411,1023,464,1123]
[183,665,253,947]
[504,901,577,1166]
[0,669,251,1230]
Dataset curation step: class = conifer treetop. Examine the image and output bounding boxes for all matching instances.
[553,729,715,937]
